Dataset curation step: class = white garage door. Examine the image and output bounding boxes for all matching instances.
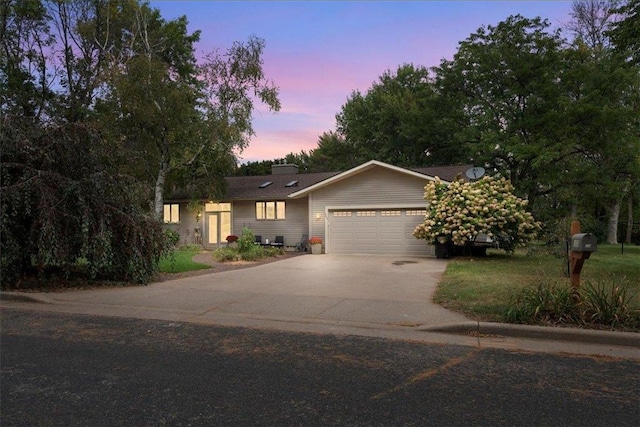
[328,209,434,256]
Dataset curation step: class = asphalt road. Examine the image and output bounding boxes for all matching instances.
[2,308,638,426]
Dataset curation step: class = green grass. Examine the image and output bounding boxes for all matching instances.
[436,243,640,323]
[158,249,212,273]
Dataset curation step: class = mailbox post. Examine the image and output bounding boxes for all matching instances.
[569,221,597,289]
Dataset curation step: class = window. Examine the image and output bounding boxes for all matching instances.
[256,201,285,220]
[406,210,427,216]
[333,211,352,217]
[381,210,401,216]
[163,204,180,223]
[205,202,231,212]
[356,211,376,217]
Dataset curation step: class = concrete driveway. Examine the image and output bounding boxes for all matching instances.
[16,254,469,330]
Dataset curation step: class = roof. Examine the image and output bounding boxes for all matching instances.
[287,160,471,199]
[166,160,471,202]
[225,171,339,201]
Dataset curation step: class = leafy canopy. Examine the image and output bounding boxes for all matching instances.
[413,176,541,253]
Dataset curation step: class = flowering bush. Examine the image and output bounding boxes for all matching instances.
[308,236,323,245]
[226,235,238,243]
[413,176,541,253]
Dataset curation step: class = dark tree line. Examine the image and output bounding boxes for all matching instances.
[1,0,280,286]
[244,1,639,243]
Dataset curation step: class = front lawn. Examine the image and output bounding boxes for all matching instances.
[436,244,640,328]
[158,249,212,273]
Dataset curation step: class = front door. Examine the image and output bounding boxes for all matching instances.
[207,212,231,247]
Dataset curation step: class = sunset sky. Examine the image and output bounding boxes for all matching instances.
[151,1,574,164]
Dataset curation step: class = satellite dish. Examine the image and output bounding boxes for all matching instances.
[465,167,485,180]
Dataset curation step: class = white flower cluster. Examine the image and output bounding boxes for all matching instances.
[413,176,541,253]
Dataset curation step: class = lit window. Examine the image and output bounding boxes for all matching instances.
[205,202,231,212]
[163,204,180,223]
[256,201,285,220]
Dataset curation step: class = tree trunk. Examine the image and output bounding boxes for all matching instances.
[606,201,620,244]
[154,161,168,221]
[626,196,633,244]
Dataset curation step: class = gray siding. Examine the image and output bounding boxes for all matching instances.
[163,202,205,246]
[310,167,430,241]
[232,198,309,249]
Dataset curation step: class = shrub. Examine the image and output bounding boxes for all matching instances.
[237,227,256,253]
[506,278,640,330]
[226,235,239,243]
[413,176,541,253]
[581,280,640,329]
[213,247,240,262]
[506,280,579,325]
[165,229,180,247]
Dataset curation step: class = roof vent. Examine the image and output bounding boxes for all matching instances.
[285,180,298,187]
[259,181,273,188]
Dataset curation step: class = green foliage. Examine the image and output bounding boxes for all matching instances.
[505,281,580,325]
[212,247,240,262]
[178,244,204,251]
[213,227,284,262]
[237,227,256,253]
[158,250,211,273]
[413,176,541,253]
[336,64,465,168]
[165,230,180,247]
[1,122,170,287]
[606,0,640,64]
[506,279,640,330]
[581,280,640,328]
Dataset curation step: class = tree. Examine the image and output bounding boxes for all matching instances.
[1,0,171,286]
[413,176,541,254]
[336,63,466,168]
[434,15,568,208]
[606,0,640,64]
[565,0,622,52]
[563,0,640,243]
[188,35,281,202]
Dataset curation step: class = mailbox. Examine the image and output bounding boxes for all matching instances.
[571,233,597,252]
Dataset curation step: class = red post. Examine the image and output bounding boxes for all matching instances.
[569,220,589,289]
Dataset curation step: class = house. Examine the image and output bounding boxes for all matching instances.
[163,160,470,256]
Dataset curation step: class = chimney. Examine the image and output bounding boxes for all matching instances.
[271,164,299,175]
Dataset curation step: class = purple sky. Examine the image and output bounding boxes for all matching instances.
[151,1,574,164]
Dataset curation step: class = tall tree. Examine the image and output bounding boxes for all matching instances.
[564,0,640,243]
[566,0,622,52]
[434,15,567,207]
[606,0,640,64]
[191,35,281,201]
[336,63,465,168]
[0,0,170,286]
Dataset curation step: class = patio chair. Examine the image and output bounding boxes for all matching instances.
[295,234,308,252]
[272,235,284,248]
[254,235,262,245]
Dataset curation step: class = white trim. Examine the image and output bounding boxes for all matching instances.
[288,160,445,199]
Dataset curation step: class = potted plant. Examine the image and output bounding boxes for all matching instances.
[308,236,323,254]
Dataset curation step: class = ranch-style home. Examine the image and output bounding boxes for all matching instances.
[163,160,470,256]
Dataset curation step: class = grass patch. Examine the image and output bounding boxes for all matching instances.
[158,249,211,273]
[436,243,640,329]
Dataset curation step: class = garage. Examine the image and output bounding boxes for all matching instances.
[328,209,434,256]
